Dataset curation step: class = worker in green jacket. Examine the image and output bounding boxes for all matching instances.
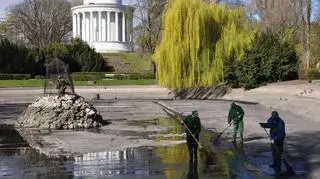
[182,110,201,163]
[228,102,245,143]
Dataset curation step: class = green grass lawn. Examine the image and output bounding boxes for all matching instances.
[0,79,158,88]
[102,52,152,73]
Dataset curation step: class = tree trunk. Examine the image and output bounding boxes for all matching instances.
[306,0,311,69]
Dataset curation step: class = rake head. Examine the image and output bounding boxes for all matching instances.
[280,159,296,176]
[211,133,223,145]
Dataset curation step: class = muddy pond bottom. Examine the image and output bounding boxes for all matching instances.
[0,121,225,179]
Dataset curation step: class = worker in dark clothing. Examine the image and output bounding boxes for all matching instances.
[260,111,286,175]
[187,160,199,179]
[181,110,201,163]
[228,102,245,143]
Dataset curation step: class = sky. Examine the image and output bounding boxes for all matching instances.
[0,0,319,19]
[0,0,130,14]
[0,0,21,13]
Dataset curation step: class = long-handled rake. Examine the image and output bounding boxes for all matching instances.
[155,101,202,148]
[212,122,232,145]
[262,127,296,176]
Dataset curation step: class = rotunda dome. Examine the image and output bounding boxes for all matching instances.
[83,0,122,5]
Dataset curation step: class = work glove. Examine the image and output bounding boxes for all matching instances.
[270,139,274,144]
[259,122,264,128]
[180,120,184,124]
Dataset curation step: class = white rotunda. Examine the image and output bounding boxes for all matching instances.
[71,0,134,53]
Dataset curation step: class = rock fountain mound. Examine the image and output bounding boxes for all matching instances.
[15,94,109,129]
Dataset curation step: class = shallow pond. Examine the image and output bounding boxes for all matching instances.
[0,116,228,179]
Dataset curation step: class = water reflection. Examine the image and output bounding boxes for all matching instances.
[188,161,199,179]
[0,125,73,178]
[0,117,226,179]
[73,148,158,177]
[0,104,27,125]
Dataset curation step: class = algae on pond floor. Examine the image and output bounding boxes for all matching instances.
[1,117,232,179]
[130,117,232,179]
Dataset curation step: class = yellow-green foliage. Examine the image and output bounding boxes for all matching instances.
[154,0,253,88]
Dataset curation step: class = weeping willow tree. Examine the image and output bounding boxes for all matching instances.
[154,0,253,88]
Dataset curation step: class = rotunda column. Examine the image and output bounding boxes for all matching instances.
[115,11,119,42]
[73,14,76,38]
[102,12,106,41]
[129,15,133,43]
[90,11,94,41]
[122,12,126,42]
[83,12,86,41]
[77,13,81,37]
[107,11,110,41]
[99,11,102,41]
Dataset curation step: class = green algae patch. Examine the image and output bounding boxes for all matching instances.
[244,161,259,172]
[224,150,236,157]
[199,129,231,178]
[129,117,232,178]
[126,119,159,128]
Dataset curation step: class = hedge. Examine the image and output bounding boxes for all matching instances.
[71,72,106,81]
[105,73,155,80]
[236,31,298,89]
[0,74,31,80]
[72,72,155,81]
[305,69,320,82]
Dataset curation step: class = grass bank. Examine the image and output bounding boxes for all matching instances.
[0,79,158,88]
[102,52,152,73]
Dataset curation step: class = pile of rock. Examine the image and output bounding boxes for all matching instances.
[15,94,108,129]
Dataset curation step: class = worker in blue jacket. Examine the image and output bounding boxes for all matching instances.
[260,111,286,174]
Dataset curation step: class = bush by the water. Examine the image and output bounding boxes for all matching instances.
[236,32,299,89]
[0,38,105,76]
[0,38,33,74]
[71,72,155,81]
[71,72,106,81]
[109,73,155,80]
[305,69,320,82]
[34,38,105,73]
[0,74,31,80]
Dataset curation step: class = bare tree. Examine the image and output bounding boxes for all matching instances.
[203,0,244,8]
[300,0,311,69]
[253,0,300,35]
[129,0,167,53]
[68,0,83,7]
[253,0,311,69]
[8,0,72,47]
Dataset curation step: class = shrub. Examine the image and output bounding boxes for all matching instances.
[71,72,106,81]
[105,73,155,80]
[65,39,105,72]
[236,32,299,89]
[32,38,105,74]
[0,74,31,80]
[0,38,33,74]
[305,69,320,82]
[34,75,45,79]
[126,73,155,80]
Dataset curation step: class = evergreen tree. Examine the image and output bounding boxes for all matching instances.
[236,31,299,89]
